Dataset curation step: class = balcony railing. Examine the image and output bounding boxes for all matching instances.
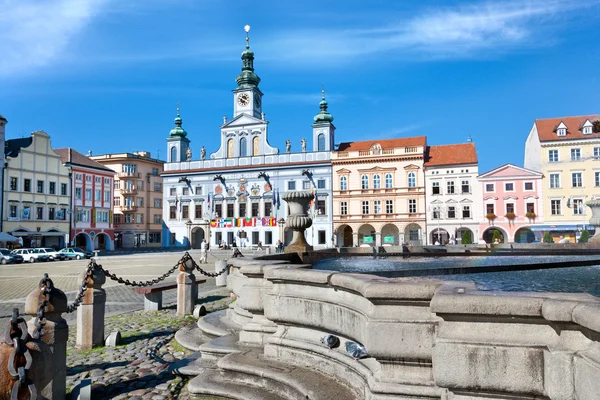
[118,172,141,178]
[121,205,138,212]
[122,187,138,194]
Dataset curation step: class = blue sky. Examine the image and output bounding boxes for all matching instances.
[1,0,599,172]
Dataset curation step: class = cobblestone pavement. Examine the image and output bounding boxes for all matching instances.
[0,249,239,326]
[66,293,232,399]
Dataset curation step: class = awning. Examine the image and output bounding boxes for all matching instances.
[0,232,18,241]
[529,224,596,232]
[11,231,67,237]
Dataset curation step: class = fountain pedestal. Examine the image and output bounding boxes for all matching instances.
[586,199,600,242]
[282,191,314,253]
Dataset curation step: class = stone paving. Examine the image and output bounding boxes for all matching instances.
[66,292,232,400]
[0,249,242,326]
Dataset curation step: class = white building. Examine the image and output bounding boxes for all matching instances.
[0,114,6,232]
[162,32,334,249]
[424,143,481,244]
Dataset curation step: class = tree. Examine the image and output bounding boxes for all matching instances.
[492,230,503,243]
[580,230,591,243]
[543,232,554,243]
[593,120,600,133]
[462,230,473,244]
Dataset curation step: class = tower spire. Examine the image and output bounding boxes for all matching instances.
[314,89,334,124]
[169,105,187,137]
[236,24,261,90]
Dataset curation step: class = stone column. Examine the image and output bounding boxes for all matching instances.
[587,199,600,242]
[25,279,68,400]
[353,232,359,247]
[177,256,196,317]
[215,259,228,287]
[282,191,314,253]
[375,232,382,247]
[76,266,106,350]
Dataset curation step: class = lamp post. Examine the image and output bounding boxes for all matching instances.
[576,224,583,242]
[278,218,285,244]
[427,205,445,245]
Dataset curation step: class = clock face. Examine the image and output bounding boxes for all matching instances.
[237,93,250,106]
[254,96,261,107]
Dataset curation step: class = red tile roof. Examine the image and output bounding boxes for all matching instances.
[336,136,427,152]
[535,114,600,142]
[55,148,115,173]
[424,143,478,167]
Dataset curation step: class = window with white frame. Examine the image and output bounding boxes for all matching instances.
[113,197,120,206]
[97,210,109,223]
[485,183,494,192]
[169,187,176,196]
[385,173,393,188]
[596,172,600,187]
[317,179,326,189]
[385,200,394,214]
[154,198,161,208]
[572,172,583,187]
[136,213,144,224]
[447,206,456,219]
[182,187,189,195]
[137,197,144,207]
[571,148,581,161]
[75,188,82,200]
[288,181,296,190]
[557,128,566,136]
[340,176,347,190]
[303,181,311,190]
[408,172,416,188]
[104,177,110,185]
[95,176,101,183]
[125,213,134,223]
[550,173,560,188]
[362,200,369,215]
[505,182,514,191]
[573,198,584,215]
[408,199,416,214]
[95,189,101,201]
[461,180,470,193]
[373,200,381,214]
[122,164,137,173]
[432,207,440,219]
[595,147,600,159]
[373,174,381,189]
[524,182,533,190]
[104,191,110,202]
[340,201,348,215]
[548,149,559,163]
[584,126,592,134]
[432,181,440,195]
[9,205,17,218]
[447,181,455,194]
[462,205,471,218]
[86,175,92,182]
[361,175,369,189]
[551,199,561,215]
[195,186,202,195]
[113,180,119,190]
[85,188,92,200]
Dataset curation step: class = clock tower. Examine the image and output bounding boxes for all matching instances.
[233,25,263,119]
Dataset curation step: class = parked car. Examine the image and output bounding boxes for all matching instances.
[11,249,49,263]
[0,249,22,264]
[33,248,67,261]
[59,247,93,260]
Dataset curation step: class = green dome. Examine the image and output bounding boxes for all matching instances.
[236,35,260,89]
[314,90,334,123]
[169,109,187,137]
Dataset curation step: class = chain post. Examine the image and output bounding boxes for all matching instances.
[75,261,106,350]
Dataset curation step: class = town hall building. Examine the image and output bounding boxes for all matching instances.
[161,30,334,249]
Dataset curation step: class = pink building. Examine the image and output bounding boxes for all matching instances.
[477,164,544,243]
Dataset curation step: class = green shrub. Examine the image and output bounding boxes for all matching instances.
[543,232,554,243]
[580,230,590,243]
[462,230,473,244]
[492,230,503,243]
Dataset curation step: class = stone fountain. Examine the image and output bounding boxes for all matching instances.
[282,191,314,253]
[587,199,600,242]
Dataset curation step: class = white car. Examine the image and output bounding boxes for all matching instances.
[11,249,50,263]
[33,248,67,261]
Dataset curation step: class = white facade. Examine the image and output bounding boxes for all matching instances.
[0,115,6,231]
[162,36,334,249]
[425,164,481,244]
[523,123,542,172]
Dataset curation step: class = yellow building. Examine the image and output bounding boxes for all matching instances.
[524,114,600,242]
[3,131,71,248]
[89,152,164,248]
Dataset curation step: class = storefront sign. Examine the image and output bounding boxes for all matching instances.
[383,236,395,243]
[363,236,373,243]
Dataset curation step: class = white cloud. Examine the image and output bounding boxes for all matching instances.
[0,0,108,77]
[260,0,600,64]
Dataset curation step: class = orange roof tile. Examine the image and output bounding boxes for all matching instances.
[535,114,600,142]
[336,136,427,152]
[424,143,478,167]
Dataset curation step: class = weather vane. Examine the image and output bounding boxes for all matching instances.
[244,25,251,48]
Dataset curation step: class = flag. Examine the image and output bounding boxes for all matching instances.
[275,188,280,209]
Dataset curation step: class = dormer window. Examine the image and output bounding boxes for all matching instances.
[555,121,567,137]
[582,120,593,135]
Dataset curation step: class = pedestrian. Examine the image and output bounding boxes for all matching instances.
[200,239,208,264]
[257,241,263,250]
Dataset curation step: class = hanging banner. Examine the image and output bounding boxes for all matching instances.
[211,217,277,228]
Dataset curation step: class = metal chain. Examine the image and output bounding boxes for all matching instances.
[4,308,37,400]
[33,274,53,340]
[191,258,230,277]
[66,262,95,314]
[97,256,182,287]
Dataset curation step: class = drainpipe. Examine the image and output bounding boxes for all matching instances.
[68,171,73,246]
[0,161,6,232]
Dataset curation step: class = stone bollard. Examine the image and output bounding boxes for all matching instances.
[265,247,271,255]
[177,256,196,317]
[76,265,106,350]
[215,259,228,287]
[25,279,68,400]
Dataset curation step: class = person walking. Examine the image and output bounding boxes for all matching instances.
[200,239,208,264]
